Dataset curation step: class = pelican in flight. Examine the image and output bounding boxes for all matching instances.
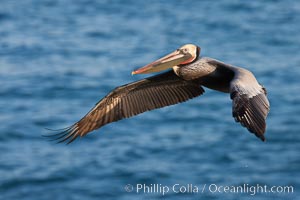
[48,44,270,144]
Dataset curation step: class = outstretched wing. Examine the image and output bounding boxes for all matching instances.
[230,68,270,141]
[47,71,204,144]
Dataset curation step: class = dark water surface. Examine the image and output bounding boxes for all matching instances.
[0,0,299,199]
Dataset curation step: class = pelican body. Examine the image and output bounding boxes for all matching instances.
[48,44,270,144]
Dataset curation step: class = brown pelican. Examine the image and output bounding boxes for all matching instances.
[48,44,270,144]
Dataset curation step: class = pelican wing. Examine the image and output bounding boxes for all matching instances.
[230,68,270,141]
[49,71,204,143]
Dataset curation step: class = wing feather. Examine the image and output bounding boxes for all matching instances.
[48,71,204,143]
[230,68,270,141]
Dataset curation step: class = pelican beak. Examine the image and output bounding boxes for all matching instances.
[132,50,192,75]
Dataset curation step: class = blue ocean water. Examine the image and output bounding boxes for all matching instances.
[0,0,299,199]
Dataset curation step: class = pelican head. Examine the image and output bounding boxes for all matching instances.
[132,44,201,75]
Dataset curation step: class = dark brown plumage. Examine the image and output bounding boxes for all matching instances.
[48,71,204,143]
[231,88,269,141]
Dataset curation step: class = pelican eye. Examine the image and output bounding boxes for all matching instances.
[181,48,188,54]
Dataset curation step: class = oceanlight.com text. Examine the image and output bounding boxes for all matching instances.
[124,183,294,196]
